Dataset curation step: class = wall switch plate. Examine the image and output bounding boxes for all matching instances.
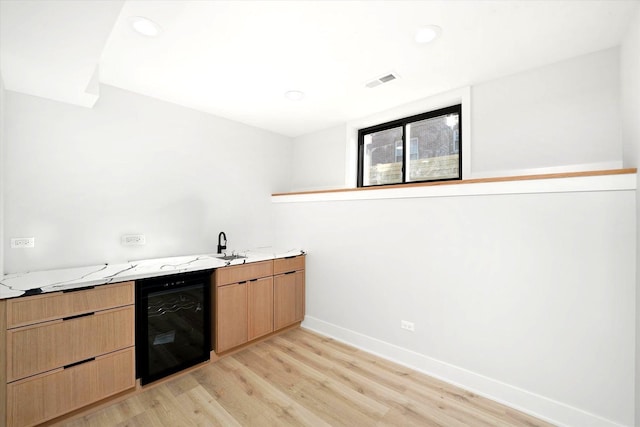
[121,235,146,246]
[11,237,35,248]
[401,320,415,332]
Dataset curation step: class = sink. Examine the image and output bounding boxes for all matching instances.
[215,254,247,261]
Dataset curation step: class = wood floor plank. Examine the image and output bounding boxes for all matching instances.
[165,371,202,398]
[281,331,551,427]
[277,332,523,427]
[54,327,554,427]
[222,357,333,427]
[268,335,479,427]
[131,385,198,426]
[173,384,242,427]
[240,342,389,424]
[193,360,297,426]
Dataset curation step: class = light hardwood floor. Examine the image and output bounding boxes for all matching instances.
[57,328,554,427]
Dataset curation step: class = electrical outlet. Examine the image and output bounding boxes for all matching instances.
[121,234,146,246]
[11,237,35,248]
[401,320,415,332]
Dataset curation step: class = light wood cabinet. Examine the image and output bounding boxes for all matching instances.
[215,282,248,352]
[216,261,274,286]
[1,282,136,427]
[6,306,134,382]
[6,348,135,427]
[214,256,305,354]
[274,256,305,330]
[214,261,274,353]
[248,276,274,341]
[273,256,305,276]
[5,281,134,329]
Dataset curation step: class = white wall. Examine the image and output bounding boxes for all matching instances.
[290,124,346,191]
[0,75,5,277]
[278,44,635,426]
[622,8,640,170]
[288,48,622,191]
[273,186,636,426]
[3,85,291,272]
[619,5,640,426]
[472,48,622,176]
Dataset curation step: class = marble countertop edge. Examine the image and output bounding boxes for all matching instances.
[0,247,305,300]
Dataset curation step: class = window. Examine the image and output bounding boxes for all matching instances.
[357,104,461,187]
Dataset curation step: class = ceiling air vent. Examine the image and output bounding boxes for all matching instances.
[365,72,399,88]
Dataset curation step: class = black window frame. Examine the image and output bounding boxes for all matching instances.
[357,104,462,187]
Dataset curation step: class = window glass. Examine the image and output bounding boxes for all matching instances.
[362,126,403,186]
[357,104,461,187]
[406,113,459,182]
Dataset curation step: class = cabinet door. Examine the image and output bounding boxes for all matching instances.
[6,347,135,427]
[6,306,135,382]
[248,276,273,341]
[274,271,305,330]
[215,282,247,353]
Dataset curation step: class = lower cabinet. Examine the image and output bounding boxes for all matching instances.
[214,260,274,353]
[274,270,305,330]
[0,256,306,426]
[215,275,275,353]
[6,306,134,383]
[214,255,305,354]
[248,276,274,341]
[273,256,305,330]
[6,348,135,427]
[216,282,248,352]
[1,281,136,427]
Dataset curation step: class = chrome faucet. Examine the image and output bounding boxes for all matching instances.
[217,232,227,254]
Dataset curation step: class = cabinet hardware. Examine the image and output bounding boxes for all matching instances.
[63,312,95,321]
[284,256,296,259]
[63,285,96,293]
[249,279,258,282]
[63,357,96,369]
[284,271,295,275]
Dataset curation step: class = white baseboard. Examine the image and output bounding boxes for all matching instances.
[301,316,627,427]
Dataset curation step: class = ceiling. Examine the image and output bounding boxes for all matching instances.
[1,0,638,137]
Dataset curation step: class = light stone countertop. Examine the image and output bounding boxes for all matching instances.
[0,247,305,299]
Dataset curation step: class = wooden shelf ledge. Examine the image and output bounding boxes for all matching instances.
[272,168,637,197]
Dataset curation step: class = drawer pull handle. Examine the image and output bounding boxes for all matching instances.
[284,256,296,259]
[63,285,95,293]
[284,271,296,275]
[249,279,258,282]
[64,357,95,369]
[63,312,95,321]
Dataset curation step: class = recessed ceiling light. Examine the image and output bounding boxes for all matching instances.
[415,25,442,44]
[130,16,162,37]
[284,90,305,101]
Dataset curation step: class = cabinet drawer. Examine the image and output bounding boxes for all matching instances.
[6,347,135,427]
[215,260,273,286]
[6,281,134,329]
[273,255,305,275]
[7,306,135,382]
